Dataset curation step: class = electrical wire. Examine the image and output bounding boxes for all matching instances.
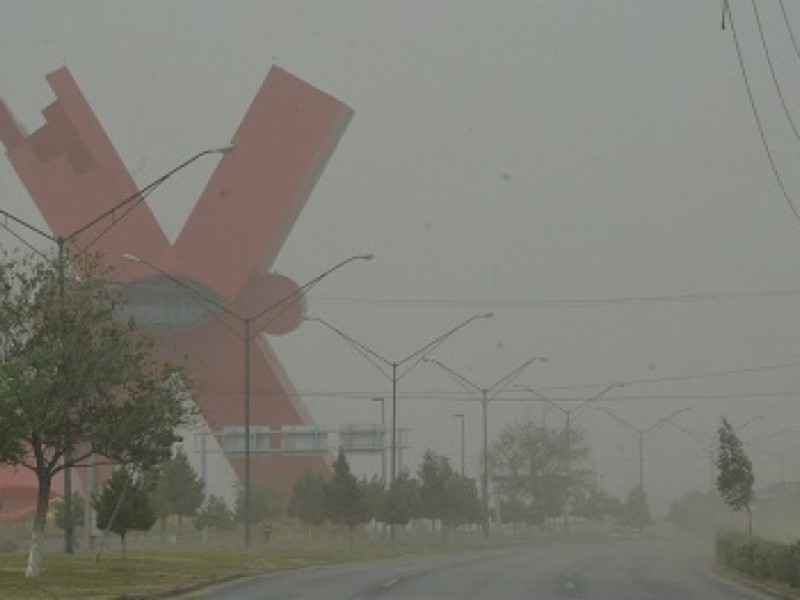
[311,287,800,309]
[0,220,48,258]
[779,0,800,63]
[728,1,800,226]
[183,383,800,404]
[751,0,800,145]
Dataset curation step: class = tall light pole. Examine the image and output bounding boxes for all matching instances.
[372,397,387,487]
[453,413,465,478]
[305,313,493,539]
[597,406,692,509]
[125,253,372,546]
[425,357,547,537]
[1,145,232,554]
[517,383,623,537]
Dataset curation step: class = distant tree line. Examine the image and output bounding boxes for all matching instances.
[488,419,649,530]
[288,448,482,543]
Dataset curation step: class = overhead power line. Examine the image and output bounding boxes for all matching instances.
[727,1,800,227]
[752,0,800,145]
[779,0,800,63]
[312,286,800,309]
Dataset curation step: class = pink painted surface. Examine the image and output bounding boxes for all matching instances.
[0,66,352,517]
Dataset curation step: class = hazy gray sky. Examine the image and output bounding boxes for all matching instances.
[4,0,800,512]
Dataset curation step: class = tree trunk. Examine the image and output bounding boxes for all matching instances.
[25,471,52,578]
[121,533,127,560]
[747,505,753,538]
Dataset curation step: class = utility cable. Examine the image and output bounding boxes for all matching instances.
[728,0,800,226]
[752,0,800,145]
[779,0,800,63]
[312,287,800,309]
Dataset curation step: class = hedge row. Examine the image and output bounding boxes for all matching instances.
[717,531,800,587]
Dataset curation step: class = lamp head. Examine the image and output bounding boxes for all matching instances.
[209,145,234,155]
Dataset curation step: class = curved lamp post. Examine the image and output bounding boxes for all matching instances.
[304,312,493,540]
[596,405,692,519]
[124,252,372,546]
[424,357,547,537]
[0,145,232,554]
[517,383,623,537]
[453,413,465,478]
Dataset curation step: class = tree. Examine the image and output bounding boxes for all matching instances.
[417,450,480,534]
[323,450,370,544]
[288,469,327,538]
[0,251,193,577]
[54,493,85,532]
[575,487,623,523]
[443,474,482,530]
[619,486,651,531]
[381,469,421,530]
[146,448,204,535]
[717,417,755,536]
[418,450,452,530]
[489,420,594,529]
[92,468,157,559]
[236,485,286,524]
[193,495,236,532]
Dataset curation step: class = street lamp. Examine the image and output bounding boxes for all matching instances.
[425,357,548,537]
[596,406,692,515]
[453,413,465,478]
[372,397,387,487]
[517,383,623,537]
[0,144,232,554]
[304,312,493,539]
[124,252,372,546]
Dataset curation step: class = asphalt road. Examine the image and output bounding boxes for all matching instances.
[194,537,769,599]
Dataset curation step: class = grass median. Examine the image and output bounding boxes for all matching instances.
[0,533,539,599]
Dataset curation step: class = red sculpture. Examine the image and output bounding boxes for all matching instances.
[0,66,353,508]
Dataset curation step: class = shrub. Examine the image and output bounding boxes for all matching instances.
[716,532,800,586]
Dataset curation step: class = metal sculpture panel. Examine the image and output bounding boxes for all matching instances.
[0,66,352,499]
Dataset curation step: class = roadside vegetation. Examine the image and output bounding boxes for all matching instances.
[0,250,194,577]
[0,249,653,598]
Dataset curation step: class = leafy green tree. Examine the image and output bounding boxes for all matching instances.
[489,420,594,528]
[54,493,85,531]
[417,450,480,533]
[0,251,193,577]
[382,470,421,529]
[324,450,370,544]
[619,486,651,530]
[443,474,482,530]
[193,495,236,532]
[717,417,755,536]
[146,448,204,534]
[576,487,623,522]
[236,485,286,524]
[92,468,157,559]
[289,469,327,538]
[362,475,385,521]
[418,450,452,530]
